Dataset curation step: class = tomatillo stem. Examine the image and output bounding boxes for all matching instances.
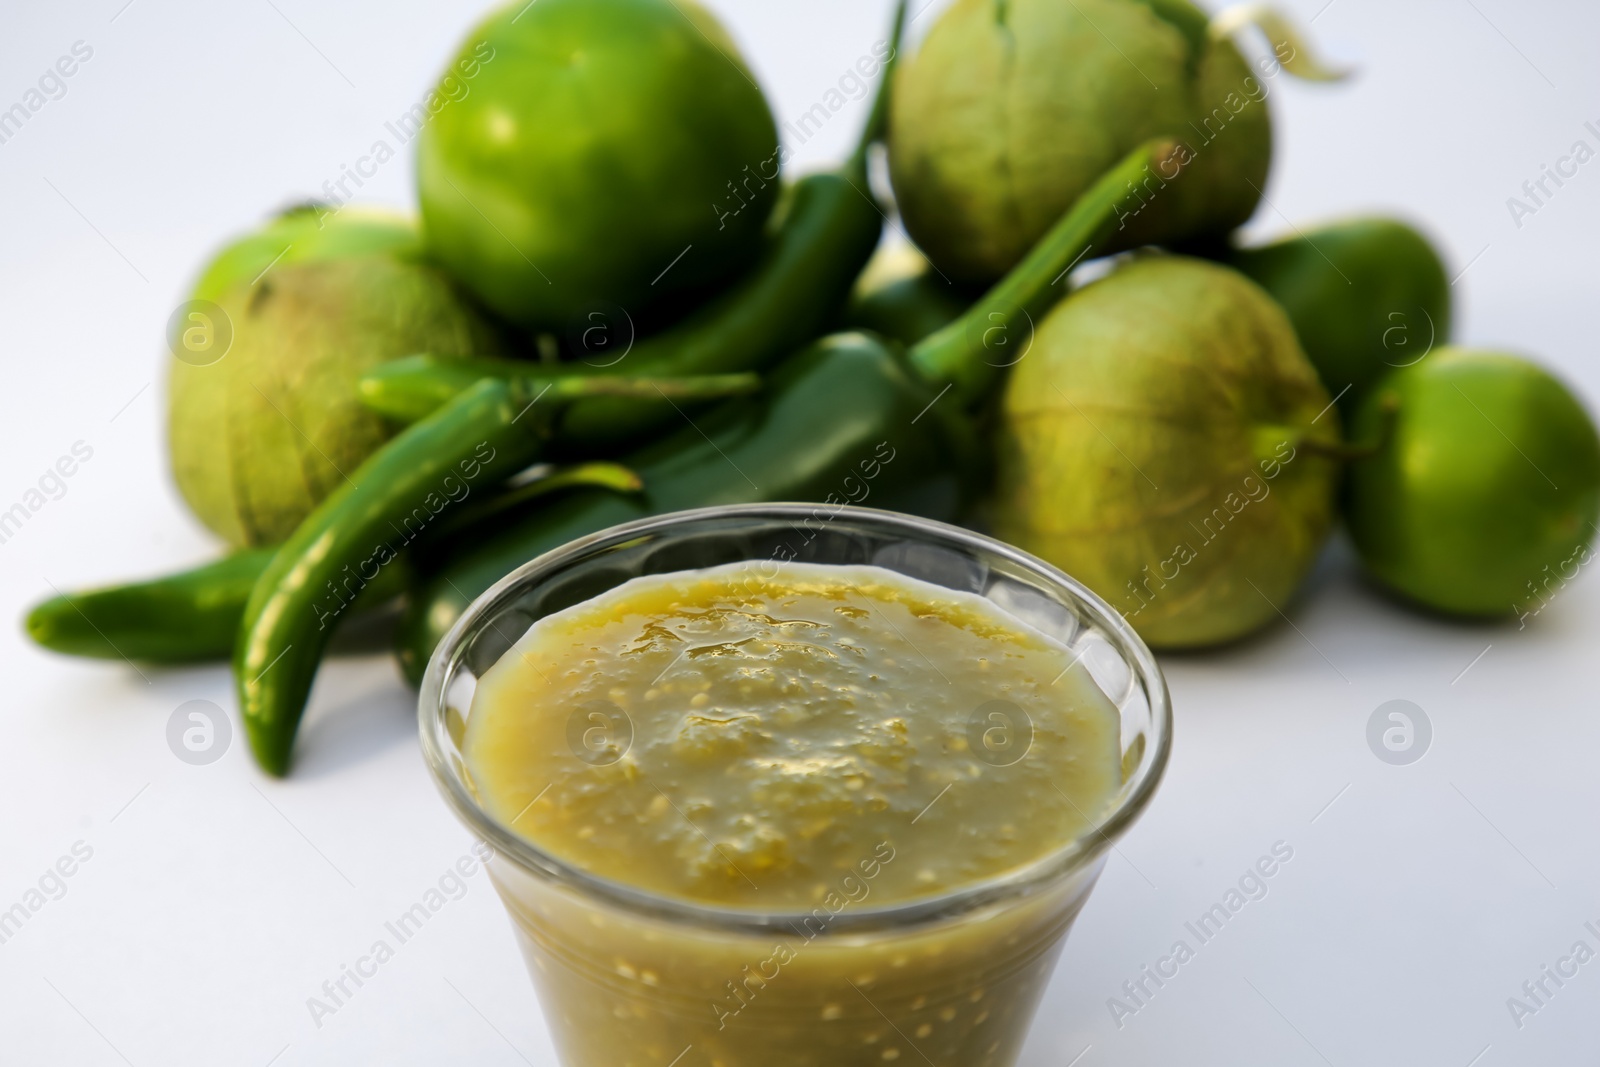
[1208,4,1352,82]
[1296,395,1399,461]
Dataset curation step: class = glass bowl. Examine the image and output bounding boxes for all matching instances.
[420,503,1172,1067]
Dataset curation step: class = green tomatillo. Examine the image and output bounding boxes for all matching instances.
[889,0,1277,284]
[417,0,782,329]
[190,204,422,304]
[169,256,504,547]
[1228,216,1452,411]
[994,254,1341,648]
[1344,348,1600,619]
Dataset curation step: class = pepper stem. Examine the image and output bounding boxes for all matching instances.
[432,462,644,541]
[848,0,910,172]
[527,372,760,404]
[907,138,1188,411]
[359,358,759,424]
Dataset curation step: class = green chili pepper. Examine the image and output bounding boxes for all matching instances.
[909,139,1186,410]
[24,550,404,664]
[235,373,757,774]
[840,246,974,349]
[359,1,907,452]
[21,462,641,665]
[397,139,1179,687]
[1225,216,1453,410]
[396,334,979,686]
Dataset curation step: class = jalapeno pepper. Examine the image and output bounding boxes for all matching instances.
[235,373,757,774]
[397,139,1180,687]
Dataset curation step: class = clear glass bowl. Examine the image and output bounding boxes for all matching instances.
[420,504,1172,1067]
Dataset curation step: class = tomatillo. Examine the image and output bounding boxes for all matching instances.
[417,0,781,329]
[993,255,1340,649]
[889,0,1271,285]
[1228,217,1452,411]
[192,204,421,303]
[1345,348,1600,618]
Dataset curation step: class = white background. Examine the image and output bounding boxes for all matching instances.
[2,0,1596,1064]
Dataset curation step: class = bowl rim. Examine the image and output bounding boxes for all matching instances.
[419,502,1173,937]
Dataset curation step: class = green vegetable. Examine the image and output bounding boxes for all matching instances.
[1228,217,1452,410]
[417,0,781,329]
[430,462,644,542]
[397,335,979,687]
[397,139,1178,685]
[841,244,972,348]
[237,373,759,774]
[169,256,505,547]
[190,205,422,304]
[1345,348,1600,618]
[24,550,409,663]
[21,464,640,664]
[994,254,1341,648]
[910,141,1185,410]
[358,354,575,425]
[380,2,903,452]
[375,137,1183,440]
[31,1,907,678]
[889,0,1273,284]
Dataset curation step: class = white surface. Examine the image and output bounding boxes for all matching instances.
[2,0,1596,1064]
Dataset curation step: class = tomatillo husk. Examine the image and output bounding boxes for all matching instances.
[889,0,1272,284]
[1345,348,1600,618]
[191,204,422,304]
[169,257,503,547]
[994,255,1339,648]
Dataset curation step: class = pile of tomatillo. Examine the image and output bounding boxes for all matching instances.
[27,0,1600,774]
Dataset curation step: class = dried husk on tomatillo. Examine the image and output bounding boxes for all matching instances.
[168,256,503,547]
[994,256,1339,648]
[889,0,1272,284]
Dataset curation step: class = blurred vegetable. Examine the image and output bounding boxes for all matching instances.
[168,256,504,547]
[398,335,978,683]
[1228,217,1451,410]
[1345,349,1600,617]
[190,205,422,304]
[417,0,781,329]
[909,142,1184,411]
[239,373,759,774]
[890,0,1282,284]
[21,464,640,664]
[24,550,409,663]
[994,254,1340,648]
[398,0,906,452]
[399,140,1179,683]
[841,243,972,348]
